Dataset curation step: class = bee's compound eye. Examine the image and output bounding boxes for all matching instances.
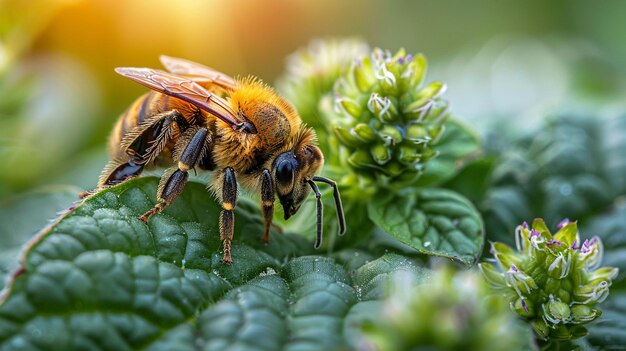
[276,160,294,185]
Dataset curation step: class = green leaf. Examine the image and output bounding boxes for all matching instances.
[367,188,484,267]
[416,118,481,187]
[0,177,430,350]
[0,186,80,290]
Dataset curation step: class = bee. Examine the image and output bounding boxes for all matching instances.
[96,56,346,264]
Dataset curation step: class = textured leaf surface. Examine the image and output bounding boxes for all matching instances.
[368,188,484,267]
[0,178,427,351]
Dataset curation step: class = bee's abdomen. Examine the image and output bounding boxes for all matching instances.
[108,92,166,159]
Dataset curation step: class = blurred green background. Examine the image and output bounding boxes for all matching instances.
[1,0,625,201]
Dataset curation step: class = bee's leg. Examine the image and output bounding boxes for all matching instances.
[122,109,191,165]
[97,159,145,187]
[260,169,274,244]
[219,167,237,265]
[78,158,145,198]
[307,180,324,249]
[139,127,210,222]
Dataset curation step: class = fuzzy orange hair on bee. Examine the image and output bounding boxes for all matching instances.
[94,56,345,264]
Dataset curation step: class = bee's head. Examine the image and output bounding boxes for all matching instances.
[273,143,324,220]
[272,128,346,248]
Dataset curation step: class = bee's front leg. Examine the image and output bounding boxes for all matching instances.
[260,169,274,244]
[219,167,237,265]
[139,126,211,222]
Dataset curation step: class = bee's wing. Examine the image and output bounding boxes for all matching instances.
[115,67,242,129]
[160,55,237,90]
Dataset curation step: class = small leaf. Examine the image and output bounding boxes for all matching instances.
[367,188,484,267]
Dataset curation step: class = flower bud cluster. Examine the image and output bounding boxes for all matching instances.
[480,219,618,340]
[321,48,448,185]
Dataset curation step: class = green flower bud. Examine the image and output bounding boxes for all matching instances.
[552,325,588,340]
[333,126,361,148]
[379,125,402,145]
[481,219,618,341]
[353,123,377,142]
[398,145,420,165]
[478,262,507,288]
[407,124,428,140]
[370,143,391,165]
[319,48,450,188]
[531,320,550,340]
[573,280,610,304]
[348,149,375,168]
[513,297,535,318]
[588,266,619,281]
[543,298,571,324]
[338,98,362,117]
[570,305,600,323]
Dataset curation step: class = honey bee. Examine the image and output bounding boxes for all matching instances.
[96,56,345,264]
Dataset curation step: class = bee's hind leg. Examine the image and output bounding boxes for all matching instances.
[79,159,145,199]
[99,159,145,187]
[139,127,211,222]
[219,167,238,265]
[122,109,189,165]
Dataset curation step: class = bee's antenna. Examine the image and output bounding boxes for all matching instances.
[307,179,323,249]
[312,176,346,236]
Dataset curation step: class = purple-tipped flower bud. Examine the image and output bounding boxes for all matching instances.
[480,218,617,341]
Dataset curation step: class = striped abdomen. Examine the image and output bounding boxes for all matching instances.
[108,92,162,158]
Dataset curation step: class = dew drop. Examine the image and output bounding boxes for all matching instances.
[559,184,573,196]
